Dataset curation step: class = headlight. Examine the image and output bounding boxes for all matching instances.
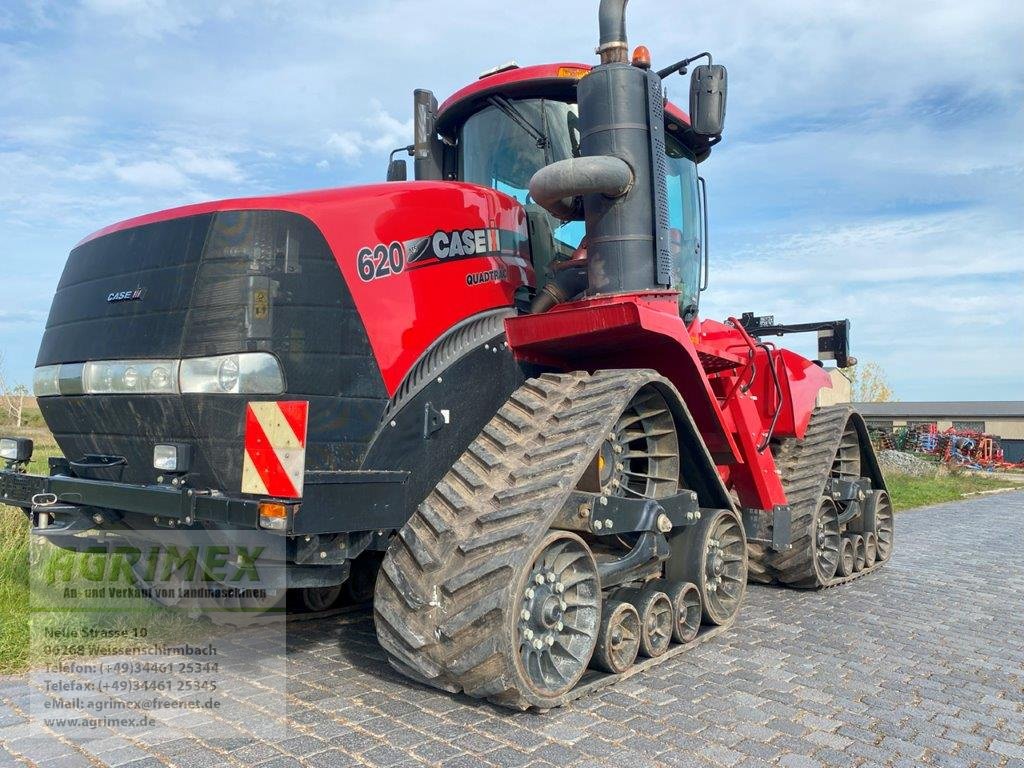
[83,360,180,394]
[180,353,284,394]
[34,353,283,396]
[33,366,61,397]
[0,437,34,462]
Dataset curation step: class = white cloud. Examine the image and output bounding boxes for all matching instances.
[325,101,413,164]
[79,0,200,39]
[0,0,1021,398]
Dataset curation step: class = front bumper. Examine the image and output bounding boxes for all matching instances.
[0,461,410,536]
[1,466,266,530]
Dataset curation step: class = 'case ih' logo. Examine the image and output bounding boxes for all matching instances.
[107,287,146,303]
[357,228,510,283]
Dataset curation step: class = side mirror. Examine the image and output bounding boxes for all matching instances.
[413,88,443,180]
[387,158,407,182]
[689,64,727,136]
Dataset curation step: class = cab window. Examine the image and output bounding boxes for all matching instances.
[665,136,702,318]
[459,99,585,254]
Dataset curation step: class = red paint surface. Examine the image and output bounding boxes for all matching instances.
[79,182,532,396]
[505,294,829,511]
[438,62,692,128]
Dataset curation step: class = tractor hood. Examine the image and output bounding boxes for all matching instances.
[34,183,530,492]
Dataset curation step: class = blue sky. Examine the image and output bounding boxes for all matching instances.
[1,0,1022,400]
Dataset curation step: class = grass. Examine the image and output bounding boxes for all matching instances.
[0,448,207,675]
[884,471,1023,511]
[1,447,59,674]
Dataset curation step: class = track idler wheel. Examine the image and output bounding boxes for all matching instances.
[873,491,895,562]
[663,581,702,643]
[863,532,878,568]
[851,534,866,572]
[669,507,748,626]
[514,532,602,699]
[837,537,855,578]
[591,600,641,673]
[298,584,343,613]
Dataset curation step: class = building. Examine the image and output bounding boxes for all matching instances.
[854,401,1024,463]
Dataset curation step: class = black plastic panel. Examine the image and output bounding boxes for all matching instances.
[37,210,388,491]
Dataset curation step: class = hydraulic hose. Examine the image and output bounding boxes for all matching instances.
[528,156,633,221]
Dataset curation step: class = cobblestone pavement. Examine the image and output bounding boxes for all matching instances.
[2,492,1023,768]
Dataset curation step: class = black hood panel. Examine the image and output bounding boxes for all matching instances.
[38,210,389,490]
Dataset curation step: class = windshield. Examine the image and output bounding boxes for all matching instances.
[460,99,585,251]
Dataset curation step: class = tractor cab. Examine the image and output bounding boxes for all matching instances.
[396,62,714,321]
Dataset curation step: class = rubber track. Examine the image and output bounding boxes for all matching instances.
[373,369,669,710]
[756,405,889,589]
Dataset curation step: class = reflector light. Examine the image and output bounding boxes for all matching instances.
[557,66,589,80]
[258,502,292,531]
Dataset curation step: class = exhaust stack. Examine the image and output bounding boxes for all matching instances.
[528,0,672,299]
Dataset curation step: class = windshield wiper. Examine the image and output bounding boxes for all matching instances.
[488,96,548,149]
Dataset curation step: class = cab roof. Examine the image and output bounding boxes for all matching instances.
[437,62,705,155]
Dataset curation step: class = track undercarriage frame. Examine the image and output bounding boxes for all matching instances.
[374,293,891,709]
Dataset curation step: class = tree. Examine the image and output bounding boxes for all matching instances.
[847,361,895,403]
[0,353,28,427]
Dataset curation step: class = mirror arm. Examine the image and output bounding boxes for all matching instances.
[656,51,712,80]
[389,145,415,163]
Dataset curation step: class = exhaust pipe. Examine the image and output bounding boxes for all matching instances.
[597,0,629,63]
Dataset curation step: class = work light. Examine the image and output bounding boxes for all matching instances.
[0,437,33,463]
[153,443,192,473]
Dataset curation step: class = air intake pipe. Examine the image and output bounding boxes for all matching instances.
[528,156,632,221]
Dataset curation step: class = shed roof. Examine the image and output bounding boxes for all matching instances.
[854,402,1024,419]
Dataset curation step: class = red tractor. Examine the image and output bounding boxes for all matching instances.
[1,0,891,709]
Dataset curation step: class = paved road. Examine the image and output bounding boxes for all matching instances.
[2,492,1023,768]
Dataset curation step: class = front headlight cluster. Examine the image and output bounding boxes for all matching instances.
[33,353,285,397]
[84,360,180,394]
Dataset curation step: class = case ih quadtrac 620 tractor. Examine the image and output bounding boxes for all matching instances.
[2,0,891,709]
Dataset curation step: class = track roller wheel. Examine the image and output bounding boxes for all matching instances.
[863,532,877,568]
[630,587,673,658]
[851,534,866,572]
[345,552,382,604]
[663,581,701,643]
[590,599,641,673]
[773,497,841,588]
[873,491,895,562]
[514,532,602,700]
[298,584,343,613]
[669,507,748,625]
[837,537,855,578]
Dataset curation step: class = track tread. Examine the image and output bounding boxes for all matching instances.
[374,369,665,709]
[754,405,889,588]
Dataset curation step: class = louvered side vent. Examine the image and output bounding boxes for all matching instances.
[647,71,673,287]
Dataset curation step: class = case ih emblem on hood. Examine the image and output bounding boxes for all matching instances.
[107,287,146,303]
[356,228,520,283]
